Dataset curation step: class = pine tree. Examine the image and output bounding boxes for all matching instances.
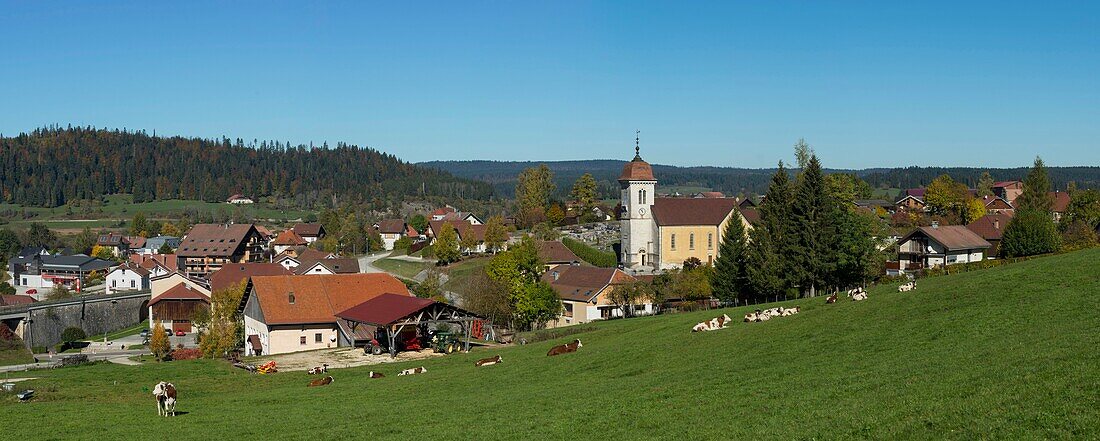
[1001,157,1060,257]
[746,163,795,301]
[789,155,838,297]
[710,213,748,303]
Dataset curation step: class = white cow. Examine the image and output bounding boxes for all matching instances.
[398,366,427,376]
[898,282,915,292]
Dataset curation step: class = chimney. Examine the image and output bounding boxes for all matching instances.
[994,219,1000,229]
[552,271,559,281]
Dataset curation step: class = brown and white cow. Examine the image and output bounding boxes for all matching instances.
[153,381,177,417]
[825,293,838,304]
[308,376,334,387]
[898,282,915,292]
[693,314,733,332]
[476,355,503,367]
[307,364,329,375]
[780,306,801,317]
[368,371,385,378]
[398,367,427,376]
[547,339,582,356]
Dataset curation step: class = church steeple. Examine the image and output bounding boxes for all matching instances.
[619,130,655,182]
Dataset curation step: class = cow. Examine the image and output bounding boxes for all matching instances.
[693,314,733,332]
[692,321,711,332]
[851,291,868,301]
[825,293,838,304]
[898,282,915,292]
[743,310,760,322]
[308,376,334,387]
[398,367,427,376]
[547,339,582,356]
[368,371,385,379]
[152,382,178,417]
[476,355,503,367]
[307,364,329,375]
[780,306,801,317]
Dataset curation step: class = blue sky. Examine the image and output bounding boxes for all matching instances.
[1,1,1097,168]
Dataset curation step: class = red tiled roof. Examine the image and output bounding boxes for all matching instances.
[209,263,292,293]
[698,191,725,198]
[905,188,927,198]
[177,224,259,257]
[651,197,738,227]
[618,158,656,181]
[537,240,581,264]
[739,207,760,225]
[109,262,151,277]
[1050,191,1071,213]
[967,214,1013,241]
[431,207,456,216]
[0,295,36,306]
[376,219,406,234]
[335,293,434,326]
[292,223,325,237]
[298,248,336,261]
[541,265,635,302]
[126,236,146,249]
[902,225,992,251]
[428,220,486,242]
[130,254,179,272]
[982,196,1013,210]
[250,273,411,325]
[993,181,1023,188]
[150,282,210,305]
[405,225,420,237]
[273,229,308,246]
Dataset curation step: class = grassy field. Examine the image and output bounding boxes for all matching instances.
[372,258,433,280]
[0,194,314,231]
[442,256,490,294]
[1,249,1098,439]
[0,344,34,367]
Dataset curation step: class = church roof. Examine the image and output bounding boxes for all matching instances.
[651,198,738,226]
[618,158,655,182]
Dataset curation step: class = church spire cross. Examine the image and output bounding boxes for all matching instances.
[634,130,641,160]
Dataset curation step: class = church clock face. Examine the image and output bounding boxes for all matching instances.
[638,207,646,216]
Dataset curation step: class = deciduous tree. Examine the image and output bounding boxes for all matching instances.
[150,322,171,361]
[483,215,507,253]
[434,223,461,264]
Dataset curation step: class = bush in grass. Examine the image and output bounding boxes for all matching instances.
[393,236,412,252]
[170,348,202,360]
[150,322,171,360]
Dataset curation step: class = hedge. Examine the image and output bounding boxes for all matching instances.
[561,237,618,268]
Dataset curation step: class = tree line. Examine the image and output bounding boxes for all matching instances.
[0,126,493,208]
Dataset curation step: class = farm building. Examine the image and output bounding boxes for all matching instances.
[239,273,411,356]
[149,283,210,334]
[890,224,991,275]
[105,262,151,294]
[542,265,647,327]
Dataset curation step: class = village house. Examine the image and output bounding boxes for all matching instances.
[133,235,181,255]
[618,146,752,270]
[1050,191,1071,222]
[542,265,645,327]
[209,262,292,293]
[967,213,1013,258]
[239,273,411,356]
[149,283,210,334]
[374,219,415,251]
[982,196,1015,215]
[430,206,483,225]
[537,240,581,270]
[291,223,327,243]
[128,253,180,278]
[149,271,210,305]
[96,232,137,257]
[8,253,116,295]
[176,223,266,279]
[294,258,360,275]
[227,194,254,204]
[992,181,1024,205]
[105,262,150,294]
[271,229,308,255]
[895,194,927,212]
[427,220,489,254]
[890,224,991,275]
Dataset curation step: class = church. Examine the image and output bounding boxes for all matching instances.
[619,145,752,270]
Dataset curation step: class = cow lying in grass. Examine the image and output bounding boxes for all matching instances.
[692,314,733,332]
[547,339,582,356]
[825,293,838,304]
[307,364,328,375]
[476,355,503,367]
[898,281,915,292]
[398,367,427,376]
[308,376,333,387]
[779,306,800,317]
[368,371,385,378]
[847,288,868,301]
[745,307,800,322]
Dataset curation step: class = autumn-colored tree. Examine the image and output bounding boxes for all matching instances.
[483,215,508,253]
[150,322,171,361]
[570,173,600,223]
[963,197,987,224]
[160,222,181,237]
[199,281,245,358]
[546,204,566,226]
[91,245,114,261]
[460,229,479,254]
[434,223,461,264]
[515,165,555,228]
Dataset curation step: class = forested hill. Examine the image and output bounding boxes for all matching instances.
[421,160,1100,199]
[0,127,493,207]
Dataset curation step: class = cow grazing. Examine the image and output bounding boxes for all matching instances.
[398,367,427,376]
[476,355,503,367]
[826,293,838,304]
[152,382,178,417]
[546,339,582,356]
[368,371,385,378]
[307,364,329,375]
[308,376,334,387]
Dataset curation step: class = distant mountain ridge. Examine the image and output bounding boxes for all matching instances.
[420,159,1100,199]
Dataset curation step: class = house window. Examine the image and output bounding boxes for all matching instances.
[112,280,117,287]
[563,303,573,317]
[671,234,676,250]
[600,307,612,319]
[689,233,695,250]
[315,333,322,343]
[638,190,644,205]
[300,336,307,345]
[708,233,714,250]
[130,280,136,288]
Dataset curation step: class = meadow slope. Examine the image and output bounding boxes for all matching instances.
[2,249,1098,440]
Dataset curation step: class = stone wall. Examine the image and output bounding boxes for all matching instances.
[24,295,148,348]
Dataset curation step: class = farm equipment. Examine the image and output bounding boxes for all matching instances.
[431,332,462,354]
[256,361,278,374]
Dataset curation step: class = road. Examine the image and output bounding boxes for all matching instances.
[0,348,148,373]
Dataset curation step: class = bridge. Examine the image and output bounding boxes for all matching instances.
[1,290,151,348]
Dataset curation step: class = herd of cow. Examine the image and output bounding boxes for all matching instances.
[152,282,920,415]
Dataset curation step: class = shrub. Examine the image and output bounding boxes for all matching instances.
[61,326,87,343]
[393,236,413,251]
[561,237,617,268]
[170,348,202,360]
